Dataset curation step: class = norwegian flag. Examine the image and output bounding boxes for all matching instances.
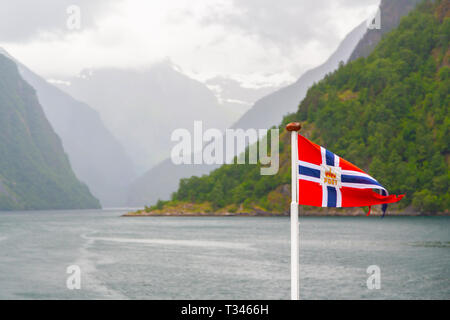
[297,134,404,216]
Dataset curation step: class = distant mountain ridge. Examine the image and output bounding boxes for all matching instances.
[126,0,435,209]
[126,15,368,207]
[156,0,449,215]
[0,54,100,210]
[230,21,367,131]
[57,63,238,174]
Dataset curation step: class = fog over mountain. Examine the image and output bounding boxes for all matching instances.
[230,21,368,131]
[126,0,423,208]
[56,62,240,174]
[233,0,422,133]
[0,53,100,210]
[1,0,414,210]
[126,19,369,207]
[0,48,136,207]
[1,1,380,89]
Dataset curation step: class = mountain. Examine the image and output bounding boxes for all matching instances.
[127,0,431,208]
[348,0,423,61]
[57,62,237,174]
[0,49,137,207]
[146,0,449,215]
[126,13,368,206]
[127,157,217,207]
[0,54,100,210]
[230,21,367,132]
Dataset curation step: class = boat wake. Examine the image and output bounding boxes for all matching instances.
[81,234,252,250]
[70,232,128,299]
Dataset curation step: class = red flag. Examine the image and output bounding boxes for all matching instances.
[297,134,404,215]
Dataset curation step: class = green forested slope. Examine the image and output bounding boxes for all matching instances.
[150,0,449,215]
[0,54,100,210]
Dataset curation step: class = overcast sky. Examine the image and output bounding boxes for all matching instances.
[0,0,380,88]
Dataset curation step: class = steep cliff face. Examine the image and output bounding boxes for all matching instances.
[0,54,100,210]
[0,48,137,207]
[348,0,422,62]
[19,65,137,208]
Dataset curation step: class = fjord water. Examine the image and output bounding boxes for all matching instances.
[0,210,448,300]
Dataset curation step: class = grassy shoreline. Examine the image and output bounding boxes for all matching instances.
[123,179,449,216]
[123,205,448,217]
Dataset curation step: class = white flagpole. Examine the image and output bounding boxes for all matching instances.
[286,122,301,300]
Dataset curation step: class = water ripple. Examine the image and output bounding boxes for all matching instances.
[82,234,252,250]
[407,241,450,248]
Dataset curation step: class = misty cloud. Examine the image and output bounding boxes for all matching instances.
[0,0,112,42]
[1,0,380,88]
[201,0,380,54]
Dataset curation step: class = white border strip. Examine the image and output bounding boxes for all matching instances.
[341,183,386,192]
[320,147,327,166]
[298,160,321,171]
[336,188,342,207]
[342,170,379,183]
[322,184,328,207]
[299,175,321,184]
